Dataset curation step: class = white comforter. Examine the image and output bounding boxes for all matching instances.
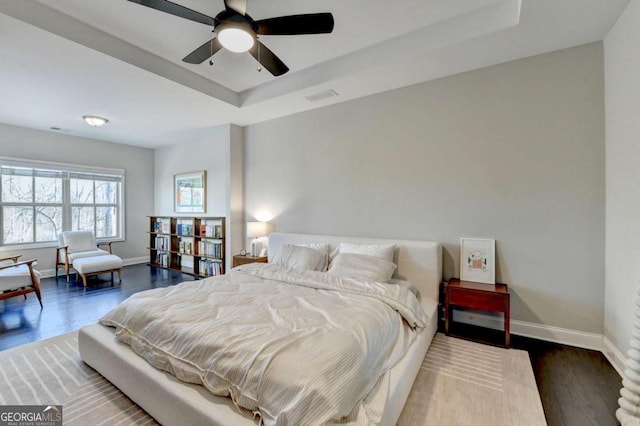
[100,263,428,425]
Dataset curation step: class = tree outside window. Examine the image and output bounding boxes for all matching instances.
[0,163,123,246]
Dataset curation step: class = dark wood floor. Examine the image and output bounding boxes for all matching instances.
[0,264,190,351]
[513,334,621,426]
[0,264,622,426]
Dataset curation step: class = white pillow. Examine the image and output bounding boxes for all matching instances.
[327,253,396,283]
[295,243,330,271]
[271,244,327,272]
[336,242,396,263]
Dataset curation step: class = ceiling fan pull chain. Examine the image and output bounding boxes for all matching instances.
[257,38,262,72]
[209,30,215,66]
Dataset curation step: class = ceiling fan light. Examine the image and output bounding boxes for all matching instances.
[217,27,254,53]
[82,115,109,127]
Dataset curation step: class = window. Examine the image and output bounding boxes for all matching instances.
[0,158,124,247]
[69,173,120,238]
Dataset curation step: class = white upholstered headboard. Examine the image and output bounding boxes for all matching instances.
[268,233,443,302]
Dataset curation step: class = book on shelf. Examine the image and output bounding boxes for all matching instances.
[197,240,223,258]
[177,223,194,236]
[199,224,223,238]
[153,220,171,234]
[199,259,223,277]
[179,240,193,255]
[155,252,169,267]
[154,236,169,250]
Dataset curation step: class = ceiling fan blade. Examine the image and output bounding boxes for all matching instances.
[249,41,289,76]
[256,13,334,35]
[128,0,216,26]
[224,0,246,16]
[182,38,223,64]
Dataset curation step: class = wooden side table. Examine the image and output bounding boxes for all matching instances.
[232,254,268,268]
[445,278,510,348]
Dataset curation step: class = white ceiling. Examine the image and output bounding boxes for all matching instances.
[0,0,630,148]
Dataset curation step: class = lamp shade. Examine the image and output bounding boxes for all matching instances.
[246,221,269,238]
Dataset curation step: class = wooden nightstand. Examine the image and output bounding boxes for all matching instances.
[232,254,268,268]
[445,278,510,348]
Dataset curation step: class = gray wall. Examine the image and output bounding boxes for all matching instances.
[0,122,154,272]
[154,124,244,270]
[153,125,230,217]
[245,43,605,334]
[604,0,640,365]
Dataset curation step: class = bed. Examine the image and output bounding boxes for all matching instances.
[79,232,442,425]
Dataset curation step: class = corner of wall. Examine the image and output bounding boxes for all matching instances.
[603,336,626,378]
[226,124,245,270]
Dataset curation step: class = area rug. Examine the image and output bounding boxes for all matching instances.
[0,331,546,425]
[398,334,547,425]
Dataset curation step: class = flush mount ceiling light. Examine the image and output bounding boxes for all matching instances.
[82,115,109,127]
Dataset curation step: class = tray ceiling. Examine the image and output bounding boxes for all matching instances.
[0,0,630,147]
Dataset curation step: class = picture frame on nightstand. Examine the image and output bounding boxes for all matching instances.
[460,238,495,284]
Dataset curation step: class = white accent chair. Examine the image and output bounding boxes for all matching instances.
[0,255,42,308]
[55,231,114,282]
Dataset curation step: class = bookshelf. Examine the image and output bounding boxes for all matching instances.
[148,216,225,278]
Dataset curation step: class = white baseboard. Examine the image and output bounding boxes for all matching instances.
[40,268,60,279]
[39,256,148,279]
[123,257,148,267]
[452,310,603,351]
[511,320,604,351]
[603,336,626,378]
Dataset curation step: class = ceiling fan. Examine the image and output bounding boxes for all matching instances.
[128,0,335,76]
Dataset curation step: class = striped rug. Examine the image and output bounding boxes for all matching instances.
[0,332,545,425]
[398,333,547,425]
[0,331,156,425]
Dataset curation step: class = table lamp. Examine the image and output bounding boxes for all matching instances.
[246,221,269,256]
